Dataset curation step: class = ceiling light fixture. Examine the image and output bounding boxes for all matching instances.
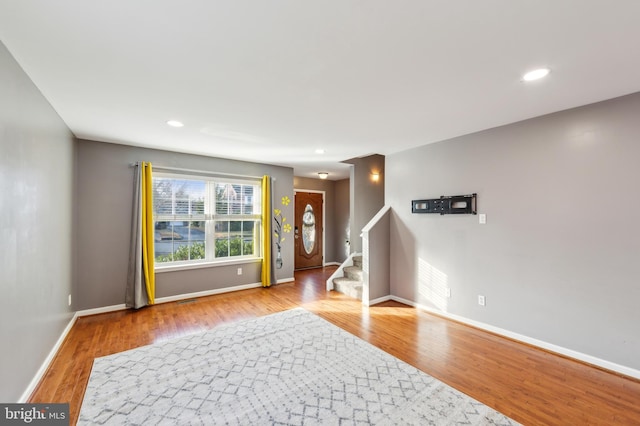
[522,68,550,82]
[315,149,325,154]
[318,172,329,180]
[166,120,184,127]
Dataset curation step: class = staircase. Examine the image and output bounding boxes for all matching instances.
[332,255,363,300]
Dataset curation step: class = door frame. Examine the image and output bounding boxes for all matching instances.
[293,189,326,268]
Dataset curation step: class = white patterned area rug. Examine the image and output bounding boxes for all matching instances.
[79,308,520,425]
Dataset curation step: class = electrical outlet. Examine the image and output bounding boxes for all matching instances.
[237,267,242,276]
[445,288,451,298]
[479,214,487,224]
[478,295,486,306]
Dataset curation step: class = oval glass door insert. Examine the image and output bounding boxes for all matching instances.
[302,204,316,254]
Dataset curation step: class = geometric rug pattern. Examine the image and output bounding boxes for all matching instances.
[78,308,520,425]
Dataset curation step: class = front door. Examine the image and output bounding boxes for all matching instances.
[294,192,323,269]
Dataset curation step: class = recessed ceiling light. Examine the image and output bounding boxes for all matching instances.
[315,149,325,154]
[166,120,184,127]
[522,68,550,82]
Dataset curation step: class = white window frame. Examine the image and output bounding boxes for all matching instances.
[153,172,262,272]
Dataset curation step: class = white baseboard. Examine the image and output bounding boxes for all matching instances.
[324,262,341,266]
[75,282,267,317]
[366,295,393,306]
[155,282,263,304]
[276,277,295,284]
[19,313,78,403]
[76,303,127,317]
[390,295,640,380]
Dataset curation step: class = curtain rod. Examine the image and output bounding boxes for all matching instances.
[129,162,268,181]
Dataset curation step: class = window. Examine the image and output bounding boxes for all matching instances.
[152,173,261,267]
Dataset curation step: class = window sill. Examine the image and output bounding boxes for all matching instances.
[155,258,262,274]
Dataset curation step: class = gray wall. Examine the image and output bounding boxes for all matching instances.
[363,208,391,302]
[293,176,350,264]
[344,155,385,253]
[0,42,75,401]
[386,92,640,370]
[334,179,350,261]
[76,139,294,310]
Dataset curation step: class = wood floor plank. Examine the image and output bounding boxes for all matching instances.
[29,266,640,425]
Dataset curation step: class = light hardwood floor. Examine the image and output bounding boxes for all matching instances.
[30,266,640,425]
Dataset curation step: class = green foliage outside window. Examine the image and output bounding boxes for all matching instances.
[214,238,254,257]
[156,239,254,262]
[156,242,205,263]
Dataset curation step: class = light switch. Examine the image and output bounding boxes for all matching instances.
[479,214,486,224]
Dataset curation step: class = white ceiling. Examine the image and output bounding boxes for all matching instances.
[1,1,640,180]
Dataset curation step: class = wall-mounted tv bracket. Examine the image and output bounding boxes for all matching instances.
[412,193,477,215]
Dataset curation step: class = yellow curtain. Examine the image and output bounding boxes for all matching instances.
[141,162,156,304]
[261,175,271,287]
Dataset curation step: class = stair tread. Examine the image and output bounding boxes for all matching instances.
[333,277,362,286]
[333,255,364,300]
[343,265,364,281]
[333,278,363,300]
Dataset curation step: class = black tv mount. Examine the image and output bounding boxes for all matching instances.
[412,193,477,215]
